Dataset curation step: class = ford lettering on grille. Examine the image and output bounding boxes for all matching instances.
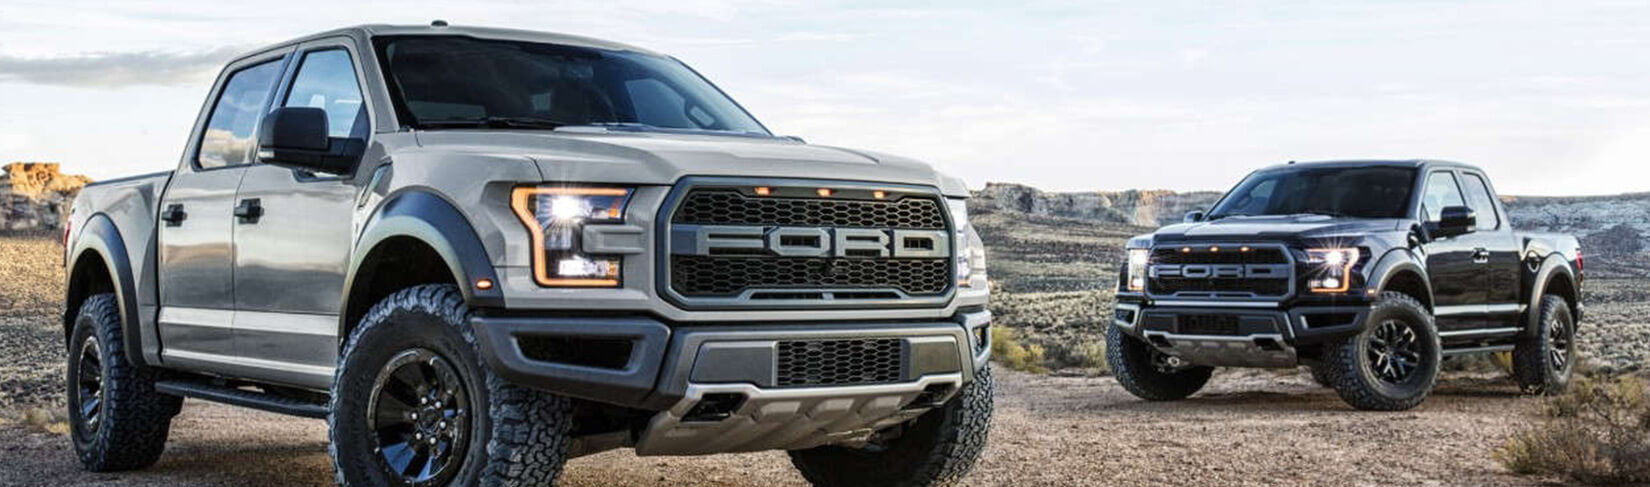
[682,226,949,258]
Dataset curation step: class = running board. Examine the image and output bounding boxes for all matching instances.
[154,380,328,419]
[1442,344,1516,357]
[1437,327,1521,339]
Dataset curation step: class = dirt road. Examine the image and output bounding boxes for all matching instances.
[0,368,1555,487]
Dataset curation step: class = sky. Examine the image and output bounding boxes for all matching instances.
[1,0,1648,196]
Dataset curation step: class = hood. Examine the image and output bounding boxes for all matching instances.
[1150,215,1405,243]
[410,130,970,197]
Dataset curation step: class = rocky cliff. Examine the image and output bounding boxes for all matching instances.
[0,163,91,233]
[972,182,1649,257]
[970,182,1223,227]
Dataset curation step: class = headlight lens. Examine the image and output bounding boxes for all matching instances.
[949,199,987,287]
[510,186,633,287]
[1304,248,1360,293]
[1125,248,1149,292]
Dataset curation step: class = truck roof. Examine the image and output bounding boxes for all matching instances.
[235,23,663,62]
[1253,159,1484,173]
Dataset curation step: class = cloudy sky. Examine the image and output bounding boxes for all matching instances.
[2,0,1647,195]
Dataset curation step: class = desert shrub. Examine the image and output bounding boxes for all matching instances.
[1495,375,1650,484]
[1047,339,1108,373]
[991,326,1048,374]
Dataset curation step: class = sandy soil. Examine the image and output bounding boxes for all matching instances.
[0,368,1562,487]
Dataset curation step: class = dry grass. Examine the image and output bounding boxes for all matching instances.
[990,326,1047,374]
[1495,374,1650,484]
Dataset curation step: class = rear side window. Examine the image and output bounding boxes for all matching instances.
[283,49,367,138]
[1421,171,1466,221]
[197,60,283,169]
[1461,173,1502,230]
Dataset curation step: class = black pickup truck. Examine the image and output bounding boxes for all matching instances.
[1109,160,1583,410]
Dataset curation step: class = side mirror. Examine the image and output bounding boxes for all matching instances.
[257,107,362,175]
[1431,205,1477,238]
[1184,210,1205,223]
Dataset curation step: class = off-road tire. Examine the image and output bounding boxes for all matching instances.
[1512,295,1575,395]
[1323,291,1441,411]
[788,364,994,487]
[67,293,183,472]
[329,284,575,487]
[1106,324,1214,401]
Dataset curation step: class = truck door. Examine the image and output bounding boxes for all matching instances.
[229,41,369,387]
[156,53,288,369]
[1418,170,1489,332]
[1457,171,1522,328]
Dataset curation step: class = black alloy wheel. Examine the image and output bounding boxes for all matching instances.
[1365,319,1422,385]
[368,348,472,486]
[1546,315,1572,374]
[74,336,105,436]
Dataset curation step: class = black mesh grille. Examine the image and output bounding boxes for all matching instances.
[1150,247,1288,264]
[776,339,904,388]
[671,256,949,296]
[673,189,946,229]
[1148,245,1292,297]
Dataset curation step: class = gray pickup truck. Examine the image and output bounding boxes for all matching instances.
[61,23,992,487]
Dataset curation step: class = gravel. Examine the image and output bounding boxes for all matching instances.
[1,369,1561,487]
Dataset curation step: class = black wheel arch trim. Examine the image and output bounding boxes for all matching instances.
[341,188,504,335]
[65,214,148,369]
[1527,254,1580,338]
[1368,247,1434,312]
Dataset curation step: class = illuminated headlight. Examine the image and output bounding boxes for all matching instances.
[1305,248,1360,293]
[1125,248,1149,292]
[510,186,633,287]
[949,199,987,287]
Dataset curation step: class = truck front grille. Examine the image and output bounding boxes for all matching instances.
[663,180,953,308]
[1147,244,1293,299]
[776,339,904,388]
[671,256,949,296]
[674,189,946,229]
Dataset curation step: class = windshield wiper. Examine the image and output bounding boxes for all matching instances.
[563,122,772,138]
[418,116,574,130]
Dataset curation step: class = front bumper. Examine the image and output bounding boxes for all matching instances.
[470,308,992,454]
[1112,300,1372,368]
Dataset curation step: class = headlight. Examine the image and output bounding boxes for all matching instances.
[1125,248,1149,292]
[949,199,987,287]
[510,186,633,287]
[1304,248,1360,293]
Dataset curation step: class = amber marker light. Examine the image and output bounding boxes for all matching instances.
[816,188,834,197]
[510,186,631,288]
[872,190,887,199]
[754,186,772,196]
[474,278,494,290]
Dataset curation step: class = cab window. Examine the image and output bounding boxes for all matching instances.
[197,60,283,169]
[283,49,367,138]
[1460,173,1502,230]
[1421,171,1467,222]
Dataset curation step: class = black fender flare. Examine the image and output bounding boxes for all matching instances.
[1526,254,1578,338]
[339,189,504,335]
[65,214,148,368]
[1367,247,1434,312]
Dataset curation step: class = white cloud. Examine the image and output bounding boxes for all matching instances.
[0,47,241,88]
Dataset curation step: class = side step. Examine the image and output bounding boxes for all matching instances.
[155,380,329,419]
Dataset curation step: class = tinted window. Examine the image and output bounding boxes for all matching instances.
[375,36,768,135]
[1461,173,1501,229]
[198,60,283,168]
[1421,171,1467,221]
[1207,166,1417,219]
[283,49,366,138]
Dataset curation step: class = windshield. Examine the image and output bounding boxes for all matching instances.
[1207,166,1417,219]
[373,35,770,135]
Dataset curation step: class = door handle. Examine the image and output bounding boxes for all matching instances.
[234,198,263,224]
[161,204,187,226]
[1472,247,1490,264]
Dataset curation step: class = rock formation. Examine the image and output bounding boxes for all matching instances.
[1,162,92,232]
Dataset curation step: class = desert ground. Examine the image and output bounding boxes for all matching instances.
[1,232,1601,486]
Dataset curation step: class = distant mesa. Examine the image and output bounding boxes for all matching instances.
[2,162,92,233]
